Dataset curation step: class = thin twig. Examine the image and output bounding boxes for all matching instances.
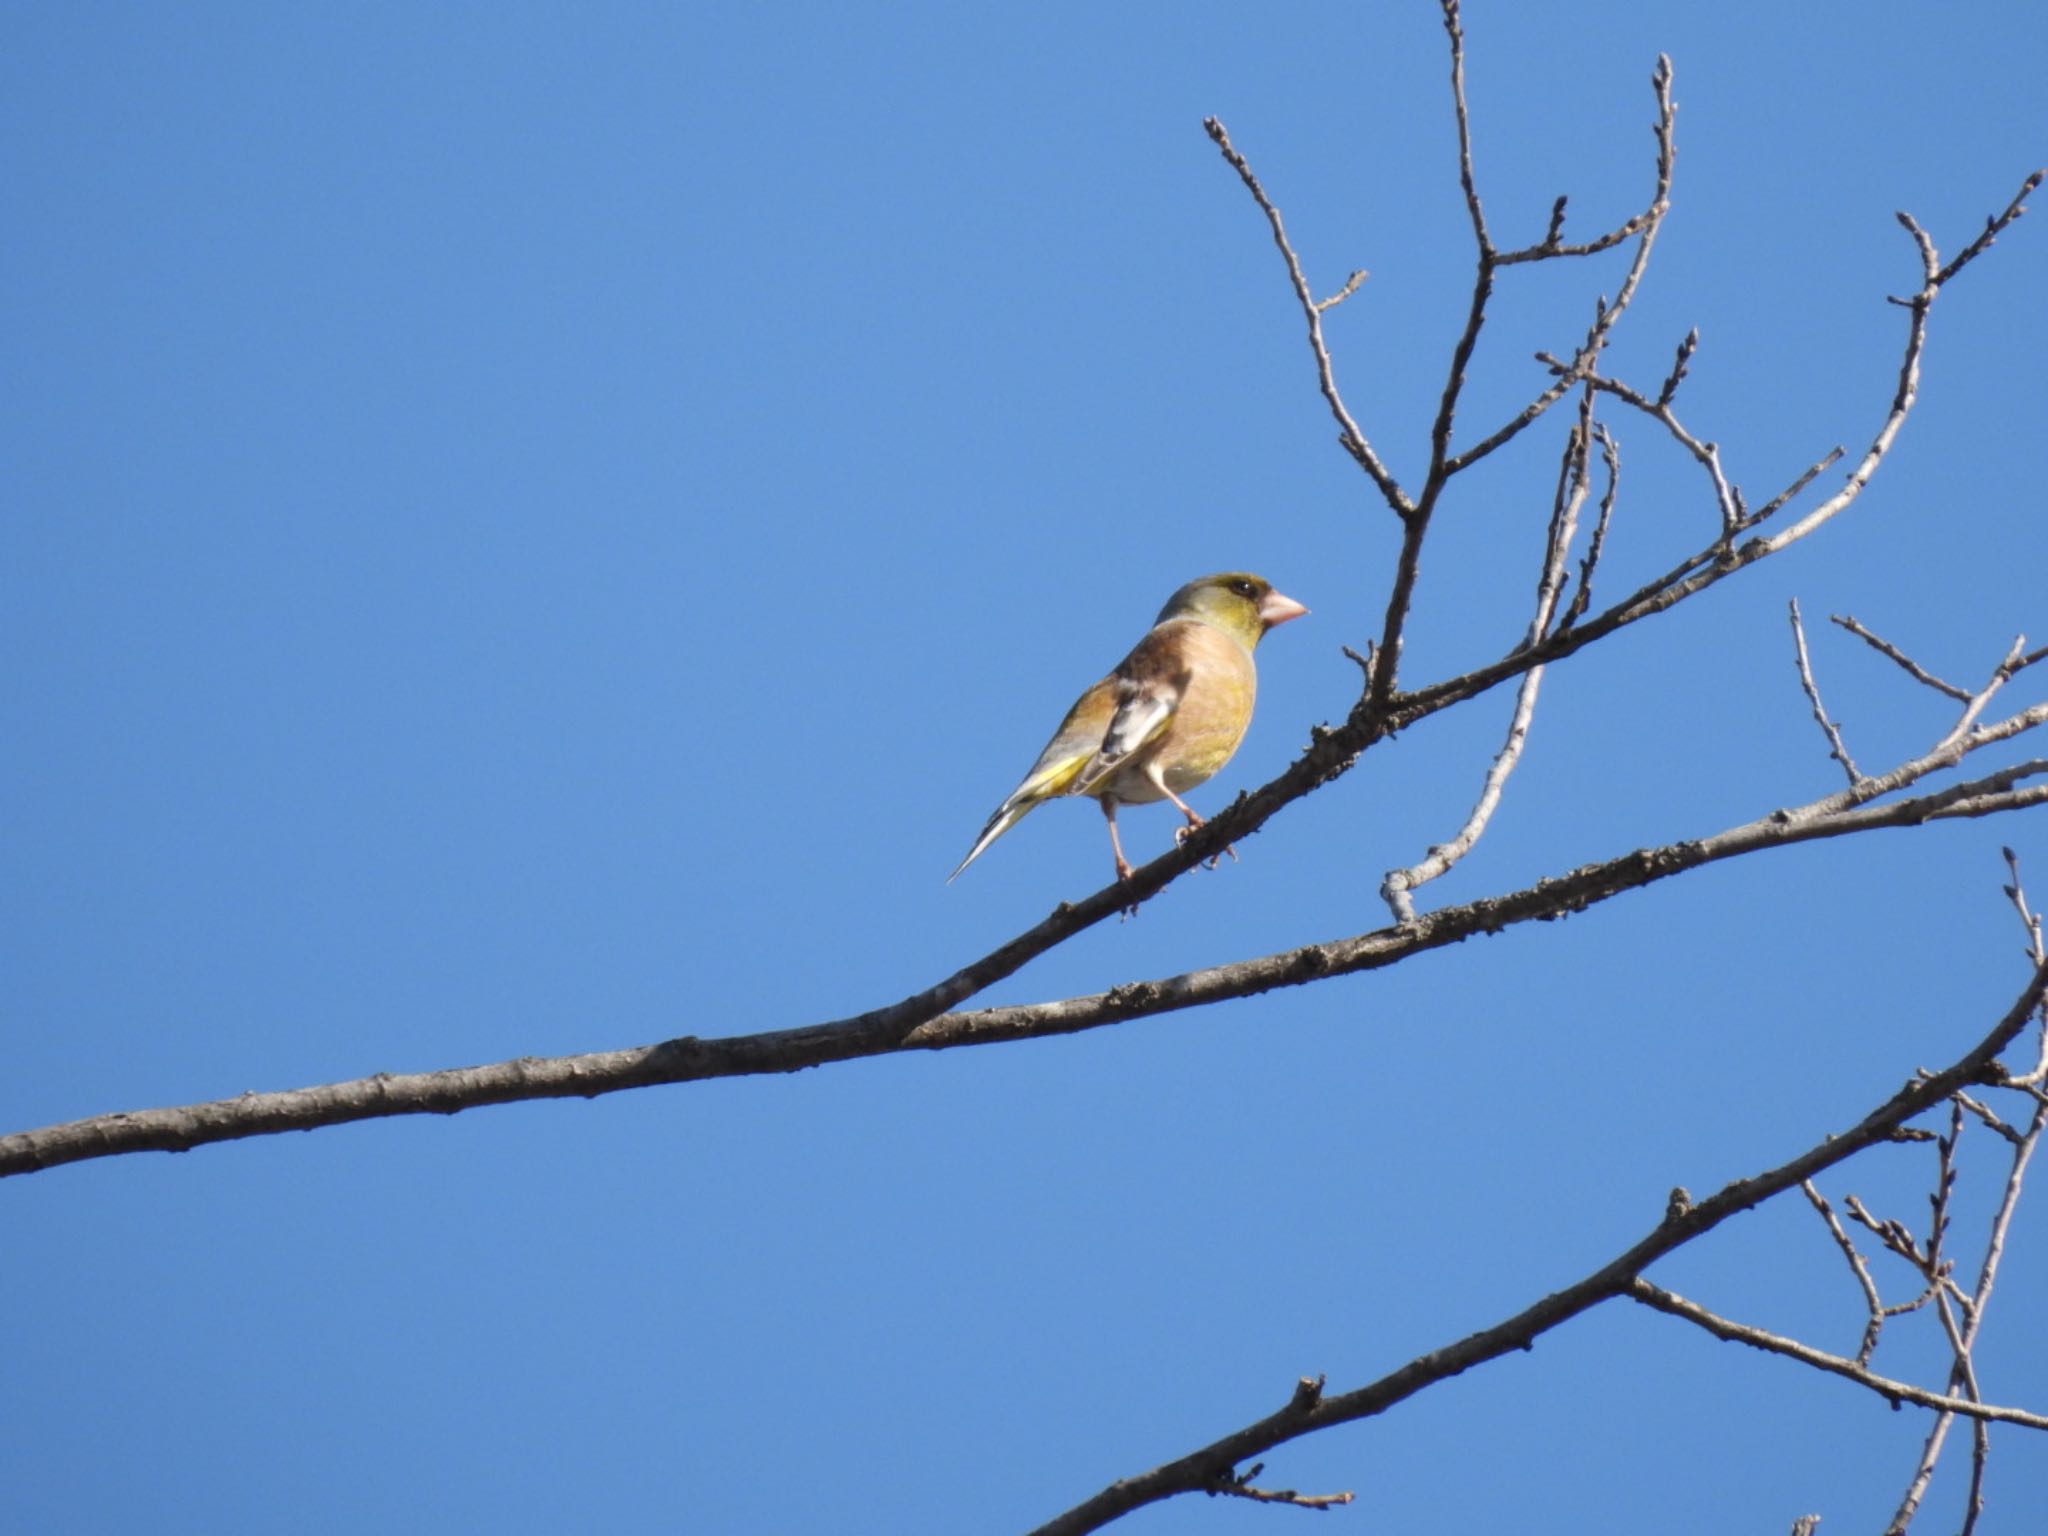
[1398,160,2039,730]
[1844,1192,1924,1269]
[1441,0,1492,258]
[1657,327,1698,405]
[1936,170,2046,285]
[1381,395,1594,919]
[1950,1083,2047,1534]
[1745,447,1845,530]
[1627,1278,2048,1429]
[1442,55,1676,479]
[1953,1090,2024,1146]
[1209,1463,1355,1511]
[1831,615,1973,701]
[1531,393,1596,644]
[1932,635,2035,755]
[1789,599,1862,784]
[1204,118,1409,516]
[1379,614,1546,919]
[1802,1180,1887,1365]
[1560,422,1619,630]
[1363,0,1504,710]
[2002,848,2048,1085]
[1540,354,1740,531]
[1315,269,1368,312]
[1766,174,2038,557]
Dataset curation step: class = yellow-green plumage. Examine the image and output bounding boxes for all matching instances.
[950,573,1307,885]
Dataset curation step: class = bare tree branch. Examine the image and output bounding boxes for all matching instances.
[1208,1461,1354,1511]
[1762,174,2039,557]
[1657,327,1698,405]
[1626,1278,2048,1429]
[1026,959,2048,1536]
[1935,172,2045,285]
[1197,50,2024,879]
[1540,351,1741,531]
[1382,396,1595,919]
[7,712,2043,1179]
[1802,1179,1889,1365]
[2000,848,2048,1086]
[1748,446,1846,529]
[1314,268,1368,313]
[1203,117,1408,516]
[1883,867,2048,1533]
[1832,614,1974,701]
[1788,866,2048,1535]
[1933,633,2040,756]
[1393,158,2035,723]
[1363,7,1673,705]
[1789,598,1862,785]
[1439,53,1675,479]
[1560,420,1620,630]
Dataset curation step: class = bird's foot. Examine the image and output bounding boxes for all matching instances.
[1114,858,1141,919]
[1173,817,1238,871]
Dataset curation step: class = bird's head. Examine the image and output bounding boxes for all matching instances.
[1157,572,1309,649]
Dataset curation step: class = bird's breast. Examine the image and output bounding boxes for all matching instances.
[1121,629,1257,799]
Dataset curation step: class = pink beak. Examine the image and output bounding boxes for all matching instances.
[1259,589,1309,629]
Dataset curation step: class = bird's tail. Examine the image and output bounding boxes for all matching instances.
[947,796,1037,882]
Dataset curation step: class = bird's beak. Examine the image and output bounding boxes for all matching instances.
[1259,590,1309,629]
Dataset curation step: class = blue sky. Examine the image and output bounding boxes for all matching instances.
[4,2,2045,1530]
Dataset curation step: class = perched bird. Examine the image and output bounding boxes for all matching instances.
[950,572,1308,889]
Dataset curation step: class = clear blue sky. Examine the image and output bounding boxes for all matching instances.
[4,2,2045,1531]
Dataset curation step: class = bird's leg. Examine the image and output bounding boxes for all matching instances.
[1099,798,1140,917]
[1161,789,1238,869]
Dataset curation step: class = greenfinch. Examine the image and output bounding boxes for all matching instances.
[950,573,1308,887]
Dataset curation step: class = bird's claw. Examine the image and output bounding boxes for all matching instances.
[1114,859,1140,920]
[1173,818,1238,871]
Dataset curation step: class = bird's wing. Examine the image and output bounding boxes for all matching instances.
[1013,674,1124,801]
[1073,625,1193,796]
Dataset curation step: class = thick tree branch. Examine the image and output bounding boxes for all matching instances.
[7,720,2043,1178]
[1027,958,2048,1535]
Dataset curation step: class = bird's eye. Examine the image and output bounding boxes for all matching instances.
[1230,579,1256,597]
